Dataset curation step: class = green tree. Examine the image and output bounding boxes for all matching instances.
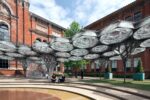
[64,21,89,78]
[136,60,144,73]
[64,21,81,38]
[64,60,89,78]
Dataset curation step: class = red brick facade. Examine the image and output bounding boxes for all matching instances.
[0,0,65,76]
[85,0,150,78]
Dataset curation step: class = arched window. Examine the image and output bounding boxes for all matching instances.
[0,23,10,41]
[0,23,9,69]
[0,2,11,16]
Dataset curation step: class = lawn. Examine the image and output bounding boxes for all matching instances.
[81,78,150,91]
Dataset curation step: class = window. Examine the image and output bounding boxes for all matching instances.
[0,23,10,41]
[91,62,95,69]
[0,60,8,69]
[134,11,142,22]
[125,16,133,21]
[0,4,11,16]
[111,60,117,68]
[36,19,48,33]
[95,63,99,69]
[0,23,9,69]
[134,57,141,67]
[126,59,131,68]
[52,31,61,37]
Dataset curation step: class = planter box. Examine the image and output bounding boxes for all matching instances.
[133,73,145,81]
[104,73,113,79]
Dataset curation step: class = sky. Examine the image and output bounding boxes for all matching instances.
[29,0,135,28]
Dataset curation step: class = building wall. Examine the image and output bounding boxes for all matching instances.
[85,0,150,78]
[0,0,65,76]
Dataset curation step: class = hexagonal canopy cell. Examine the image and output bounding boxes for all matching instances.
[0,41,16,52]
[18,45,37,56]
[32,41,53,53]
[82,30,97,37]
[70,49,89,56]
[131,48,146,55]
[57,58,69,62]
[100,28,133,45]
[91,45,109,53]
[55,52,71,58]
[140,39,150,48]
[73,36,98,48]
[84,54,100,60]
[133,24,150,40]
[54,37,70,43]
[28,57,41,61]
[109,56,122,60]
[5,52,24,58]
[69,56,83,61]
[103,51,117,57]
[0,55,14,60]
[51,42,73,52]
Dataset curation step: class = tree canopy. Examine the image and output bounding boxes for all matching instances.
[64,21,81,38]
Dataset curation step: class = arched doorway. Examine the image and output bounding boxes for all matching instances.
[0,23,10,69]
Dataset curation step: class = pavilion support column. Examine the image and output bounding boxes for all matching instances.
[60,62,64,73]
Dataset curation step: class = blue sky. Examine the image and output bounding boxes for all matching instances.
[29,0,135,28]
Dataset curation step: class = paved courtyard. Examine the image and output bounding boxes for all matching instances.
[0,77,150,100]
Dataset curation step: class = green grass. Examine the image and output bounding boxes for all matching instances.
[81,79,150,91]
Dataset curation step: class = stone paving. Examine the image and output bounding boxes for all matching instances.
[0,77,150,100]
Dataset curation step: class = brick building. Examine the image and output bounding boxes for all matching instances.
[85,0,150,78]
[0,0,65,76]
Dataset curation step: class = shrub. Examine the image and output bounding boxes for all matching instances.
[136,60,144,73]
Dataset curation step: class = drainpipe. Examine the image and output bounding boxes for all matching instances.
[22,0,25,44]
[15,0,19,74]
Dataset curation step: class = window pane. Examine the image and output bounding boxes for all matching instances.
[112,60,117,68]
[0,24,10,41]
[125,16,133,21]
[134,57,141,67]
[91,62,95,69]
[134,11,142,22]
[126,59,131,67]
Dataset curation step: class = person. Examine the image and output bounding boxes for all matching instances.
[59,75,65,83]
[51,74,56,83]
[81,70,84,79]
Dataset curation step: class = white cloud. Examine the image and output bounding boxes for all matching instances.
[74,0,135,26]
[29,0,135,28]
[29,0,73,28]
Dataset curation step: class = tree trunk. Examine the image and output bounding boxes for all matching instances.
[123,59,127,83]
[23,68,26,77]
